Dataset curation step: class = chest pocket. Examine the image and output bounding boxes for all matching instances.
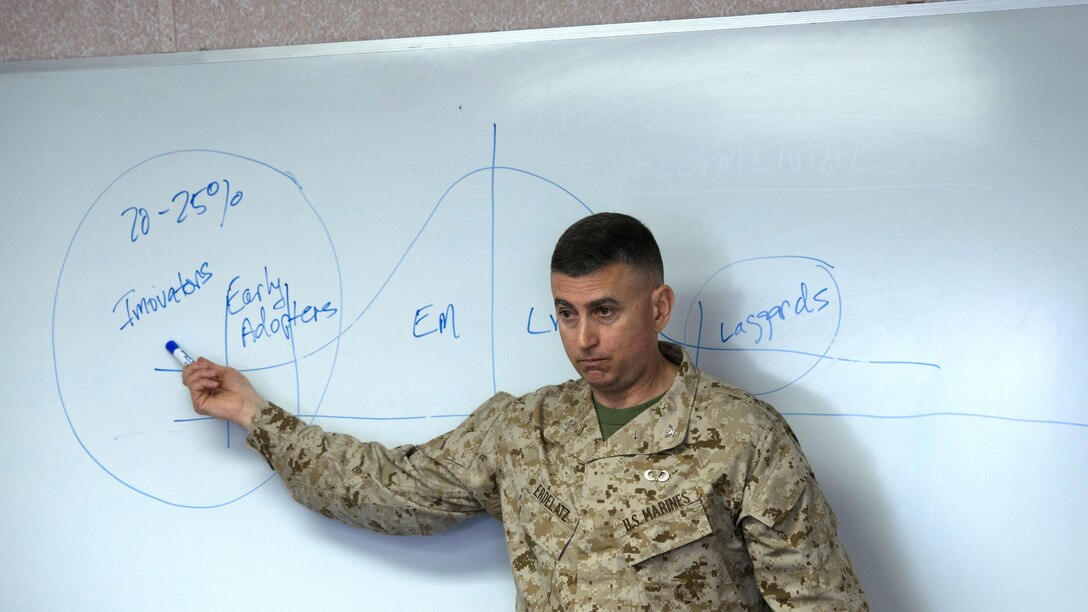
[618,496,729,607]
[618,494,713,567]
[518,485,577,564]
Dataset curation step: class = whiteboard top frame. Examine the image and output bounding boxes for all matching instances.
[1,0,1085,74]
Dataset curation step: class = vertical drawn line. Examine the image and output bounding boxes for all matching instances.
[286,282,303,418]
[222,290,231,448]
[290,181,344,431]
[222,288,230,370]
[695,300,704,368]
[490,124,498,393]
[293,332,302,417]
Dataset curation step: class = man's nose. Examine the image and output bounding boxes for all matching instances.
[577,320,598,349]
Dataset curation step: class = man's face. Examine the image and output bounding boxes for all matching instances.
[551,261,672,406]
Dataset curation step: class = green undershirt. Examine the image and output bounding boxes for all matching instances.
[594,391,667,441]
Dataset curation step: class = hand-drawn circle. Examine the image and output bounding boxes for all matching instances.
[52,150,342,508]
[680,256,842,395]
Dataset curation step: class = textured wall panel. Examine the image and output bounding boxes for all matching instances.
[2,0,945,62]
[1,0,174,61]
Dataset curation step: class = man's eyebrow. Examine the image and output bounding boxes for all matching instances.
[553,297,620,309]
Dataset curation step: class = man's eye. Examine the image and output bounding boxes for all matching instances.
[597,307,614,317]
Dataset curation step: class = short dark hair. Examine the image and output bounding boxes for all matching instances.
[551,213,663,284]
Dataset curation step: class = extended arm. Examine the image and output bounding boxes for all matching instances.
[180,358,506,535]
[245,401,496,535]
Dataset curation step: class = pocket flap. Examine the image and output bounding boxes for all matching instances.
[520,486,577,562]
[619,496,713,567]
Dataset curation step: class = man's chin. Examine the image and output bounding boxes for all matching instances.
[579,370,613,390]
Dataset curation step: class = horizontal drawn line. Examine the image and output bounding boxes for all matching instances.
[295,413,426,421]
[783,411,1087,429]
[154,359,316,374]
[867,360,939,367]
[115,430,183,440]
[174,413,469,423]
[659,333,940,369]
[639,182,994,195]
[176,410,1082,428]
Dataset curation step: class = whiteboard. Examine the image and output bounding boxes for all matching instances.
[2,1,1086,609]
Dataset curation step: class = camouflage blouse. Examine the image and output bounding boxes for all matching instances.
[247,343,868,611]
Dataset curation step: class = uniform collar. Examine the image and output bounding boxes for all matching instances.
[550,342,700,463]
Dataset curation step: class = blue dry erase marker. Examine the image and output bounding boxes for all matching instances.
[165,340,194,366]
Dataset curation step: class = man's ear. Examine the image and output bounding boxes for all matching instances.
[651,284,674,333]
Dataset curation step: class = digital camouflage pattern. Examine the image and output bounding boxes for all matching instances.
[247,343,868,610]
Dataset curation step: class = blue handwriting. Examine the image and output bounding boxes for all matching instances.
[226,266,283,316]
[121,178,243,242]
[526,306,558,335]
[720,281,830,345]
[226,268,337,347]
[413,304,460,338]
[112,262,213,331]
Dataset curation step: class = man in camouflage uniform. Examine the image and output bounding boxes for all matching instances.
[183,213,868,610]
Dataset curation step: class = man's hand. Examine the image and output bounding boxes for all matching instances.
[181,357,263,429]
